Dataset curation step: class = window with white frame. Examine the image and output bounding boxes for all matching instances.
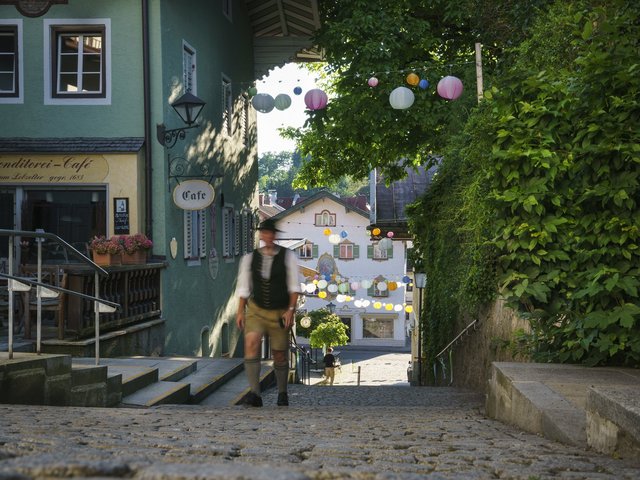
[182,41,196,94]
[0,20,22,102]
[298,242,316,259]
[44,19,110,105]
[363,317,394,339]
[222,74,232,137]
[334,241,359,260]
[314,209,336,227]
[221,205,235,259]
[373,243,387,259]
[184,209,207,260]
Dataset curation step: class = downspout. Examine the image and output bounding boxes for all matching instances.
[142,0,153,237]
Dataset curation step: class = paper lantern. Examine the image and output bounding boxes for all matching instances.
[362,300,370,307]
[340,230,348,238]
[372,227,381,236]
[329,233,341,244]
[405,305,414,313]
[368,77,379,87]
[317,279,328,289]
[304,88,328,110]
[354,299,362,308]
[377,281,387,291]
[338,283,349,293]
[394,304,403,312]
[419,79,429,90]
[251,93,275,113]
[388,281,397,291]
[437,75,464,100]
[318,291,327,299]
[365,229,371,236]
[350,281,360,290]
[336,294,346,302]
[373,302,382,310]
[323,228,332,235]
[293,86,302,95]
[247,86,258,97]
[403,275,411,283]
[389,86,415,109]
[328,284,338,293]
[406,73,419,86]
[361,279,372,289]
[387,231,394,238]
[274,93,292,111]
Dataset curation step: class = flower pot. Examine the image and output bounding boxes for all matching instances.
[92,252,121,266]
[121,250,147,265]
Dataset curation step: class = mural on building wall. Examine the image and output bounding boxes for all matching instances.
[317,252,337,280]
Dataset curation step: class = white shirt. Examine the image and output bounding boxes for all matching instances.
[236,247,301,299]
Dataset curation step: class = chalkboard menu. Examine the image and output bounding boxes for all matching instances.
[114,197,130,234]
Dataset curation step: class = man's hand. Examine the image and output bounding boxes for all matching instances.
[282,309,295,329]
[236,312,245,330]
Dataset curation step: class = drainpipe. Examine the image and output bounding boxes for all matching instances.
[142,0,153,237]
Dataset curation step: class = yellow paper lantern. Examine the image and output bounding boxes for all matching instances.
[372,227,381,236]
[318,291,327,299]
[405,305,414,313]
[388,281,397,291]
[323,228,332,236]
[385,303,394,311]
[406,73,420,86]
[373,302,382,310]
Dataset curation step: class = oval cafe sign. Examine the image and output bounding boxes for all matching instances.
[172,180,215,210]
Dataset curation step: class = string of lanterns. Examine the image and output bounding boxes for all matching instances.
[249,69,467,114]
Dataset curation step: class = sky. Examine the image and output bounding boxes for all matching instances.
[256,63,320,155]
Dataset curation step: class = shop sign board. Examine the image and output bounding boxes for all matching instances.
[0,154,109,184]
[172,180,215,210]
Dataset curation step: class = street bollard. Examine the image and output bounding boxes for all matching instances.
[357,366,361,386]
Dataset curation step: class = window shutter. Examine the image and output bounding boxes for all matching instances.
[312,245,318,258]
[367,245,373,258]
[241,211,248,253]
[199,210,207,258]
[184,211,193,259]
[333,245,339,257]
[367,283,374,297]
[387,246,393,258]
[234,211,241,255]
[353,245,360,258]
[222,207,231,257]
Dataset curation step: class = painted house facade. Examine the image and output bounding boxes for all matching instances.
[271,191,411,348]
[0,0,321,358]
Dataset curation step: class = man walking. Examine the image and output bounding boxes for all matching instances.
[323,347,337,386]
[236,218,300,406]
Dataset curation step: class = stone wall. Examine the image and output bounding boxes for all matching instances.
[447,299,530,392]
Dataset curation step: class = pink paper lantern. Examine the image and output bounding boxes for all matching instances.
[304,88,328,110]
[368,77,379,87]
[437,76,464,100]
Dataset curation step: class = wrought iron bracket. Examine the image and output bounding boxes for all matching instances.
[167,154,223,191]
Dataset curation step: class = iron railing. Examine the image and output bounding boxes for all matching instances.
[0,229,119,364]
[432,318,478,385]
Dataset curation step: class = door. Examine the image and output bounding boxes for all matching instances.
[0,190,15,271]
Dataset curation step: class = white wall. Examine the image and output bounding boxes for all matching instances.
[277,195,409,347]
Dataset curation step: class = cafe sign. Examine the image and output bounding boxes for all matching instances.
[0,154,109,184]
[172,180,215,210]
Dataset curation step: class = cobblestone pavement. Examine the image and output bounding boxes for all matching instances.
[1,354,639,479]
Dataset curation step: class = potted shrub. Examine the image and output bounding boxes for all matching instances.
[118,233,153,264]
[89,236,123,266]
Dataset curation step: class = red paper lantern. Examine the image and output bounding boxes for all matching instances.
[437,76,464,100]
[304,88,328,110]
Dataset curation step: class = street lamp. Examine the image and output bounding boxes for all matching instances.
[156,92,206,148]
[326,301,336,314]
[414,272,427,386]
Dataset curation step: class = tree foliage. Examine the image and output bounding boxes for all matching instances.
[309,315,350,349]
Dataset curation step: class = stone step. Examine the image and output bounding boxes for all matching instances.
[181,358,244,403]
[73,357,197,382]
[70,364,108,407]
[121,380,190,407]
[101,365,158,397]
[0,352,71,405]
[199,362,274,406]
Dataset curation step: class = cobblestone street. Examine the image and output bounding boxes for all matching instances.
[1,352,638,479]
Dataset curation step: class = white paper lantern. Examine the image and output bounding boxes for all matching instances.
[329,233,341,244]
[377,281,388,291]
[328,283,338,293]
[361,279,372,289]
[317,279,328,289]
[389,86,415,109]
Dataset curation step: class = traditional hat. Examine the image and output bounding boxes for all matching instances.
[257,218,282,232]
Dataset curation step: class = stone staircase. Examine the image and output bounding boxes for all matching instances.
[1,353,274,407]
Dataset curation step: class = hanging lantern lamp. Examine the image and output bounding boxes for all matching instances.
[389,86,415,109]
[437,75,464,100]
[274,93,292,110]
[251,93,275,113]
[406,73,420,86]
[304,88,328,110]
[368,76,379,87]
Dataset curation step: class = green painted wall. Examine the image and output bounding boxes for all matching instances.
[0,0,144,137]
[154,0,258,356]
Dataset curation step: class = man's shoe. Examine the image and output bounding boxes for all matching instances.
[244,392,263,407]
[277,392,289,406]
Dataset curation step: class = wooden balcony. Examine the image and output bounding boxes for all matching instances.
[20,263,165,340]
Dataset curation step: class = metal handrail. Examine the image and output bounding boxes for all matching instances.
[289,333,314,385]
[0,229,119,364]
[433,318,478,385]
